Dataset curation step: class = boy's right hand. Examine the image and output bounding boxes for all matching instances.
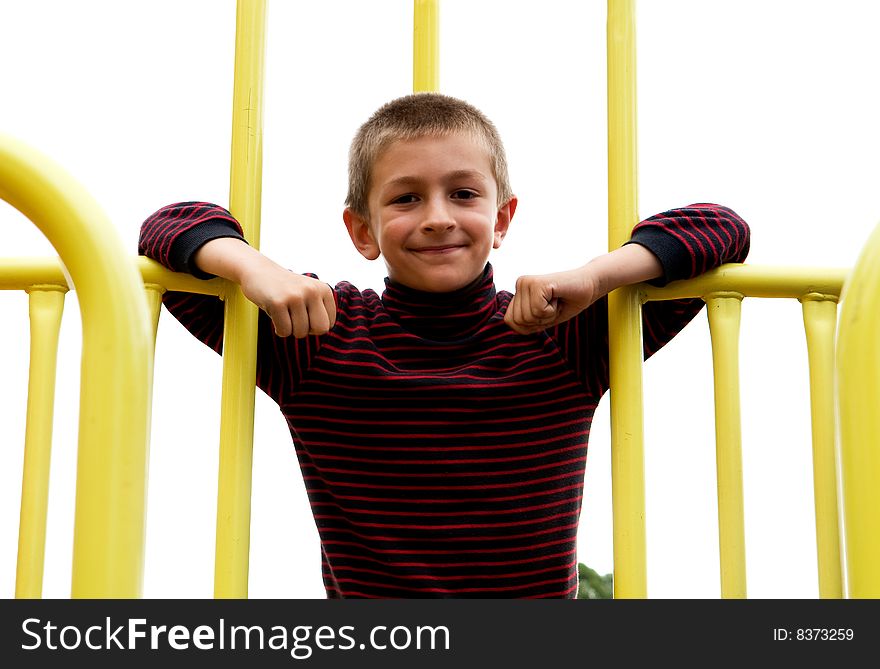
[194,237,337,338]
[239,264,337,338]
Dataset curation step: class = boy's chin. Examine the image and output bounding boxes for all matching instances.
[391,267,486,293]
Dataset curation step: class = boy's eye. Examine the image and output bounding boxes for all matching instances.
[451,189,478,200]
[390,194,418,205]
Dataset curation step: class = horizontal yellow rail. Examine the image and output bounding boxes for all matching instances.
[0,257,225,296]
[642,265,847,302]
[3,261,847,316]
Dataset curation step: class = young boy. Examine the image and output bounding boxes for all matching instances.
[139,92,750,598]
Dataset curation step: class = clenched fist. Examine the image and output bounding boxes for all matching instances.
[504,267,600,335]
[240,265,337,338]
[193,237,337,339]
[503,244,664,335]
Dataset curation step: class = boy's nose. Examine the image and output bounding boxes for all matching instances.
[421,200,456,233]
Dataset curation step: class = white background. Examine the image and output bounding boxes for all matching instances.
[1,0,878,599]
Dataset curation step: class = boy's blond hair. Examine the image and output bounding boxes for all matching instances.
[345,92,513,220]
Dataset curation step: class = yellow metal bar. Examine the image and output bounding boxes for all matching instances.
[1,257,845,303]
[800,295,843,598]
[137,257,225,297]
[0,258,68,289]
[0,134,152,598]
[413,0,440,92]
[214,0,267,599]
[607,0,646,598]
[705,293,747,598]
[15,287,66,598]
[144,284,164,345]
[143,283,164,497]
[643,264,847,302]
[836,221,880,598]
[0,257,223,296]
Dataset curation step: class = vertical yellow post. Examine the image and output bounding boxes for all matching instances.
[214,0,267,599]
[413,0,440,92]
[836,221,880,598]
[144,284,163,348]
[0,134,152,598]
[607,0,646,598]
[143,282,164,494]
[800,295,843,598]
[705,293,746,598]
[15,287,66,598]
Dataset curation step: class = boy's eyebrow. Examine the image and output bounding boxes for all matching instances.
[382,170,490,189]
[445,169,489,182]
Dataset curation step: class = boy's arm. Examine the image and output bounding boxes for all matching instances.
[139,201,335,400]
[506,203,749,334]
[503,243,662,335]
[508,203,750,398]
[193,238,336,338]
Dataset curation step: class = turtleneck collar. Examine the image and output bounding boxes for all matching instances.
[381,263,498,340]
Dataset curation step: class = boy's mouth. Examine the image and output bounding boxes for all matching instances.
[410,244,465,254]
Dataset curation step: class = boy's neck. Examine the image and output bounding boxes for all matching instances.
[381,264,496,340]
[386,263,493,297]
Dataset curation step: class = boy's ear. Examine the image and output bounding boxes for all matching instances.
[343,208,380,260]
[493,196,517,249]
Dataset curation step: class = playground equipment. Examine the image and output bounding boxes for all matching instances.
[0,0,876,598]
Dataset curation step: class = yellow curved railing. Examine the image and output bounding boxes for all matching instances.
[836,221,880,598]
[2,0,876,600]
[0,135,152,598]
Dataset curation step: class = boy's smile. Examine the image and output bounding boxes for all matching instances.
[344,132,516,292]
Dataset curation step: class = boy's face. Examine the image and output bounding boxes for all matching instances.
[344,132,516,293]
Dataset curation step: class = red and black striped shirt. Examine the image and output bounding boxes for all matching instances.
[139,201,749,598]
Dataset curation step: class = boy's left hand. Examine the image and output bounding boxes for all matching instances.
[504,244,664,334]
[504,267,601,335]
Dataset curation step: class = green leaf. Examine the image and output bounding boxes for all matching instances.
[576,562,613,599]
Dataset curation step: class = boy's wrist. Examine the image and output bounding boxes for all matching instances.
[579,261,609,300]
[585,244,664,295]
[194,237,270,284]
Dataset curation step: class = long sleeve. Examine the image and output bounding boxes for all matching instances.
[626,203,750,286]
[547,203,750,399]
[138,201,245,278]
[138,201,324,401]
